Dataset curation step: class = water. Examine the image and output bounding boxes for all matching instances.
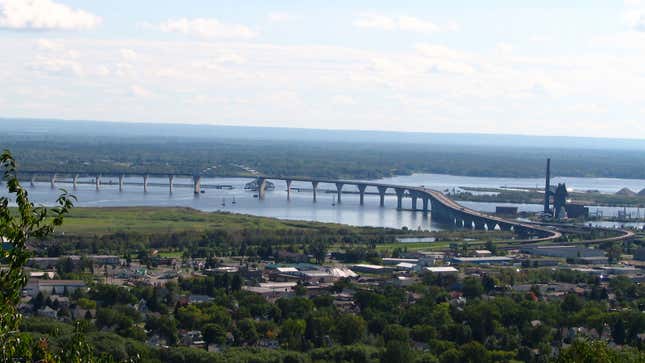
[4,173,645,230]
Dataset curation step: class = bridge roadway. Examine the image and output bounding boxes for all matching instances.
[257,176,562,242]
[20,171,560,242]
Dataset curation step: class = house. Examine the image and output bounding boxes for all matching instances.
[382,258,419,266]
[521,245,604,259]
[37,306,58,319]
[50,295,70,308]
[27,255,122,269]
[451,256,514,265]
[181,330,206,347]
[188,294,214,304]
[351,264,392,274]
[71,305,95,320]
[243,282,297,300]
[424,266,459,275]
[24,279,86,297]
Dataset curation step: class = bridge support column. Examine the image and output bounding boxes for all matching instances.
[50,174,56,189]
[119,175,125,192]
[377,186,387,207]
[395,188,405,210]
[73,174,79,190]
[312,181,319,202]
[95,175,101,191]
[499,223,512,232]
[487,222,498,231]
[422,197,429,213]
[193,175,201,194]
[143,175,149,193]
[474,219,486,230]
[411,193,418,211]
[168,175,174,193]
[357,184,367,205]
[286,180,292,200]
[335,183,344,204]
[258,178,267,200]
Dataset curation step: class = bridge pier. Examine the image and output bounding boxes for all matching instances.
[193,175,201,194]
[143,175,149,193]
[286,180,292,200]
[474,219,486,230]
[498,223,512,232]
[377,186,387,207]
[312,181,319,202]
[411,193,418,211]
[119,175,125,192]
[357,184,367,205]
[258,178,267,200]
[395,188,405,210]
[95,175,101,191]
[422,196,429,213]
[73,174,79,190]
[50,174,56,189]
[487,221,498,231]
[168,175,174,193]
[335,183,344,204]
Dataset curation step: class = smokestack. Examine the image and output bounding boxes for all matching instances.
[544,158,551,214]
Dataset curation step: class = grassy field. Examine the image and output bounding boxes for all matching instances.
[54,206,394,236]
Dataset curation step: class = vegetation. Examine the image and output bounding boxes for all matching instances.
[5,132,645,180]
[456,188,645,208]
[14,268,645,362]
[0,151,77,361]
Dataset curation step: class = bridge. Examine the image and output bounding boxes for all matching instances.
[255,176,561,242]
[18,171,204,194]
[20,171,561,242]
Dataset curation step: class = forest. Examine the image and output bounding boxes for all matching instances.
[4,130,645,180]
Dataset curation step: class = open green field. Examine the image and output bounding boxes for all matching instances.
[54,206,394,236]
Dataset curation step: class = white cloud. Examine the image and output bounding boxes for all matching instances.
[131,84,152,98]
[0,0,100,30]
[155,18,257,39]
[354,13,457,34]
[268,12,295,23]
[27,56,83,76]
[120,48,138,61]
[331,95,356,105]
[627,11,645,31]
[36,38,64,50]
[495,42,513,54]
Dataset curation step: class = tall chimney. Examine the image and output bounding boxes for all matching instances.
[544,158,551,214]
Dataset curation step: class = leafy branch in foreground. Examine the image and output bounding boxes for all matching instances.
[0,150,75,361]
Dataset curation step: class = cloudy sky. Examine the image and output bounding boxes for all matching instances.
[1,0,645,138]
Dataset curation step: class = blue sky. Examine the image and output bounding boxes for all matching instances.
[1,0,645,138]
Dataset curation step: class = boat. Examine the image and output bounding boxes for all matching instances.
[232,196,236,204]
[200,190,205,194]
[221,198,226,207]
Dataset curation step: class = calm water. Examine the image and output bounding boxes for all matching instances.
[4,173,645,230]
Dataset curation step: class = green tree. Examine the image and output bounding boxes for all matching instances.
[280,319,306,350]
[335,314,366,345]
[381,340,414,363]
[203,323,227,345]
[0,150,74,361]
[462,277,484,299]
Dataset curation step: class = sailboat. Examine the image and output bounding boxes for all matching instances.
[221,198,226,207]
[232,196,236,205]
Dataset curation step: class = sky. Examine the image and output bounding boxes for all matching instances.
[1,0,645,139]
